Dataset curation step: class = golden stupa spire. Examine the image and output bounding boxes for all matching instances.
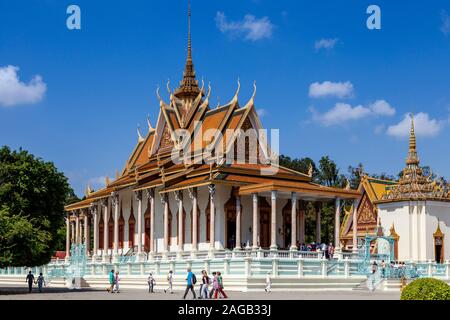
[406,113,419,166]
[187,0,192,62]
[174,0,201,100]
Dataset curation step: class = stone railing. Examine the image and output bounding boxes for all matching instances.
[3,252,449,281]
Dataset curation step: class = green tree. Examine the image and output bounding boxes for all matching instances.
[279,155,319,181]
[348,163,365,189]
[0,146,73,268]
[317,156,346,187]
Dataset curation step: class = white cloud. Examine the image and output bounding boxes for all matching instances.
[314,38,339,50]
[311,103,370,126]
[309,81,354,99]
[215,11,274,41]
[387,113,443,138]
[311,100,396,127]
[441,10,450,35]
[0,65,47,107]
[369,100,396,116]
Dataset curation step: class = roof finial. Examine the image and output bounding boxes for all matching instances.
[174,0,200,99]
[406,113,419,166]
[188,0,192,62]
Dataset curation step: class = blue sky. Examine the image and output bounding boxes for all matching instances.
[1,0,450,196]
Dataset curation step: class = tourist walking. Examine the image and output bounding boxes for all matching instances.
[26,271,34,293]
[107,269,115,293]
[209,272,218,298]
[113,271,120,293]
[147,272,156,293]
[214,272,228,299]
[265,272,272,293]
[37,273,46,293]
[183,268,197,299]
[164,270,173,294]
[327,243,334,259]
[200,270,210,299]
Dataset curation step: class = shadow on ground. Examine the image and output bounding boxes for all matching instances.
[0,287,101,295]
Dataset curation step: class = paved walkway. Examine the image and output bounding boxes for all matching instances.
[0,285,400,300]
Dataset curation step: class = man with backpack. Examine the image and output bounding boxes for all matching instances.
[183,267,196,299]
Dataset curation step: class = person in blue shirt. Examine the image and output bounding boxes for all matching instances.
[183,268,196,299]
[107,269,115,293]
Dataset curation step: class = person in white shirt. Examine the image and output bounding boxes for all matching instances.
[265,272,272,293]
[164,270,173,294]
[147,272,156,293]
[113,271,120,293]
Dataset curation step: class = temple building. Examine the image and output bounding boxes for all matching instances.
[64,4,360,263]
[341,115,450,262]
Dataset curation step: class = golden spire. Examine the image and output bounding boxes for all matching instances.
[406,113,419,166]
[187,0,192,62]
[174,0,201,100]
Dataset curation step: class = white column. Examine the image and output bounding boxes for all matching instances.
[147,188,155,254]
[335,198,341,249]
[102,198,109,261]
[71,221,75,243]
[135,190,143,255]
[189,188,198,253]
[176,191,184,253]
[65,214,71,260]
[235,195,241,251]
[103,200,109,258]
[75,212,80,244]
[112,193,119,259]
[84,213,90,255]
[270,191,277,250]
[352,199,358,252]
[162,195,169,253]
[290,193,297,250]
[315,203,321,244]
[92,205,98,257]
[209,185,216,250]
[252,193,259,249]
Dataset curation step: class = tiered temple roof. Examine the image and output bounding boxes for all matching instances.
[65,3,360,212]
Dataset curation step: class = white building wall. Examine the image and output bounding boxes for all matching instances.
[378,202,412,262]
[378,201,450,262]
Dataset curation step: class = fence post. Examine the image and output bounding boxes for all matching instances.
[224,257,230,275]
[297,255,304,278]
[155,260,160,275]
[427,260,433,277]
[272,258,278,277]
[344,257,350,278]
[245,257,251,277]
[321,257,328,278]
[204,259,210,275]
